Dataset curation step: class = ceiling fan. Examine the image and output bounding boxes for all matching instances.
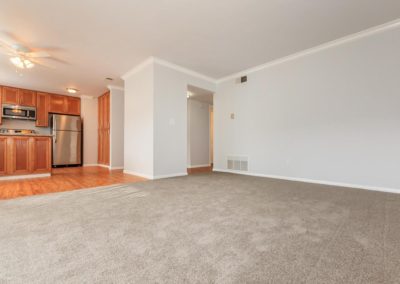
[0,39,51,69]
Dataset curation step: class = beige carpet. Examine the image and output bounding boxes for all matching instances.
[0,173,399,283]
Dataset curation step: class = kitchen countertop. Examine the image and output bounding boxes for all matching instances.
[0,133,53,137]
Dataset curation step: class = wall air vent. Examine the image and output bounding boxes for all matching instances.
[227,156,248,171]
[240,76,247,83]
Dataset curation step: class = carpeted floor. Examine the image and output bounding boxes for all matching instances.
[0,173,399,283]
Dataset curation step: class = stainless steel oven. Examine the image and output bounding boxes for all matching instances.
[2,104,36,120]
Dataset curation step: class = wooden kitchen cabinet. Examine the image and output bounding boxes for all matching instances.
[49,94,67,114]
[0,136,52,176]
[98,92,110,165]
[2,86,19,105]
[31,137,52,173]
[0,137,7,175]
[66,96,81,115]
[36,92,49,127]
[1,86,36,107]
[10,137,31,175]
[49,94,81,116]
[18,89,36,107]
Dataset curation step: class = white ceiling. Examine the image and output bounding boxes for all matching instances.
[0,0,399,97]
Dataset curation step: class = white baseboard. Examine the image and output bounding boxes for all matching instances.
[153,173,188,180]
[0,173,51,181]
[110,166,124,170]
[123,170,188,180]
[123,170,153,179]
[83,164,123,170]
[187,164,211,169]
[213,168,400,194]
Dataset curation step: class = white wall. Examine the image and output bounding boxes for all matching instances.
[81,97,98,165]
[187,99,210,167]
[123,58,215,179]
[153,62,215,178]
[109,87,124,169]
[215,26,400,190]
[124,63,154,178]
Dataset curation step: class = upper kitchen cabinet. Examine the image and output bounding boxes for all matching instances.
[1,86,36,107]
[49,94,81,116]
[49,94,66,114]
[36,92,49,127]
[66,96,81,115]
[18,89,36,107]
[2,86,19,105]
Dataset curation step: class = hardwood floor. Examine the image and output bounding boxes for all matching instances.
[0,166,146,200]
[187,166,213,174]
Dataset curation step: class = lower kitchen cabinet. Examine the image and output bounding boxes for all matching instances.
[31,137,52,173]
[0,136,52,176]
[0,137,7,175]
[11,137,31,175]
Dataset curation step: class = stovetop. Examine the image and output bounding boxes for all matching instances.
[0,128,37,134]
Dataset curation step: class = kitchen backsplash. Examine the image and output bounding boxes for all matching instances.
[1,119,51,134]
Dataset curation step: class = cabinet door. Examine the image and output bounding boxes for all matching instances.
[98,129,109,165]
[103,92,110,129]
[10,137,31,175]
[31,137,51,173]
[103,129,110,165]
[49,94,67,113]
[98,130,103,164]
[2,86,19,105]
[98,94,104,129]
[36,92,49,127]
[18,89,36,107]
[0,137,7,175]
[66,96,81,115]
[0,86,2,125]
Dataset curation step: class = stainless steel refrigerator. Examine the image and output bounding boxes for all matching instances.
[51,114,82,166]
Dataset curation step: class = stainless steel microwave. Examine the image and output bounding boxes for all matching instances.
[2,104,36,120]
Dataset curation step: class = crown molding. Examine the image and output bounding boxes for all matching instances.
[122,56,217,84]
[122,57,155,80]
[152,57,216,83]
[107,85,124,91]
[217,18,400,83]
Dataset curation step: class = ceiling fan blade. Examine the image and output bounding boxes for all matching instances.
[29,58,55,69]
[26,51,51,58]
[0,40,17,53]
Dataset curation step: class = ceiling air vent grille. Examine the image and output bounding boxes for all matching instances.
[227,156,248,171]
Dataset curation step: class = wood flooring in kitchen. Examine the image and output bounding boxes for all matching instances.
[0,166,146,200]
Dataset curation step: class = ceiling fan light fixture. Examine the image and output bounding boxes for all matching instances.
[10,56,24,68]
[10,56,34,69]
[66,88,78,94]
[24,59,34,69]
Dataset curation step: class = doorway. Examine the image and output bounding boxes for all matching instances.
[187,85,214,174]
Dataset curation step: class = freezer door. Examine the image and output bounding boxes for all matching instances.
[53,130,82,165]
[53,114,82,132]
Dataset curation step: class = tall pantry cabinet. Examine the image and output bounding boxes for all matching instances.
[98,91,110,165]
